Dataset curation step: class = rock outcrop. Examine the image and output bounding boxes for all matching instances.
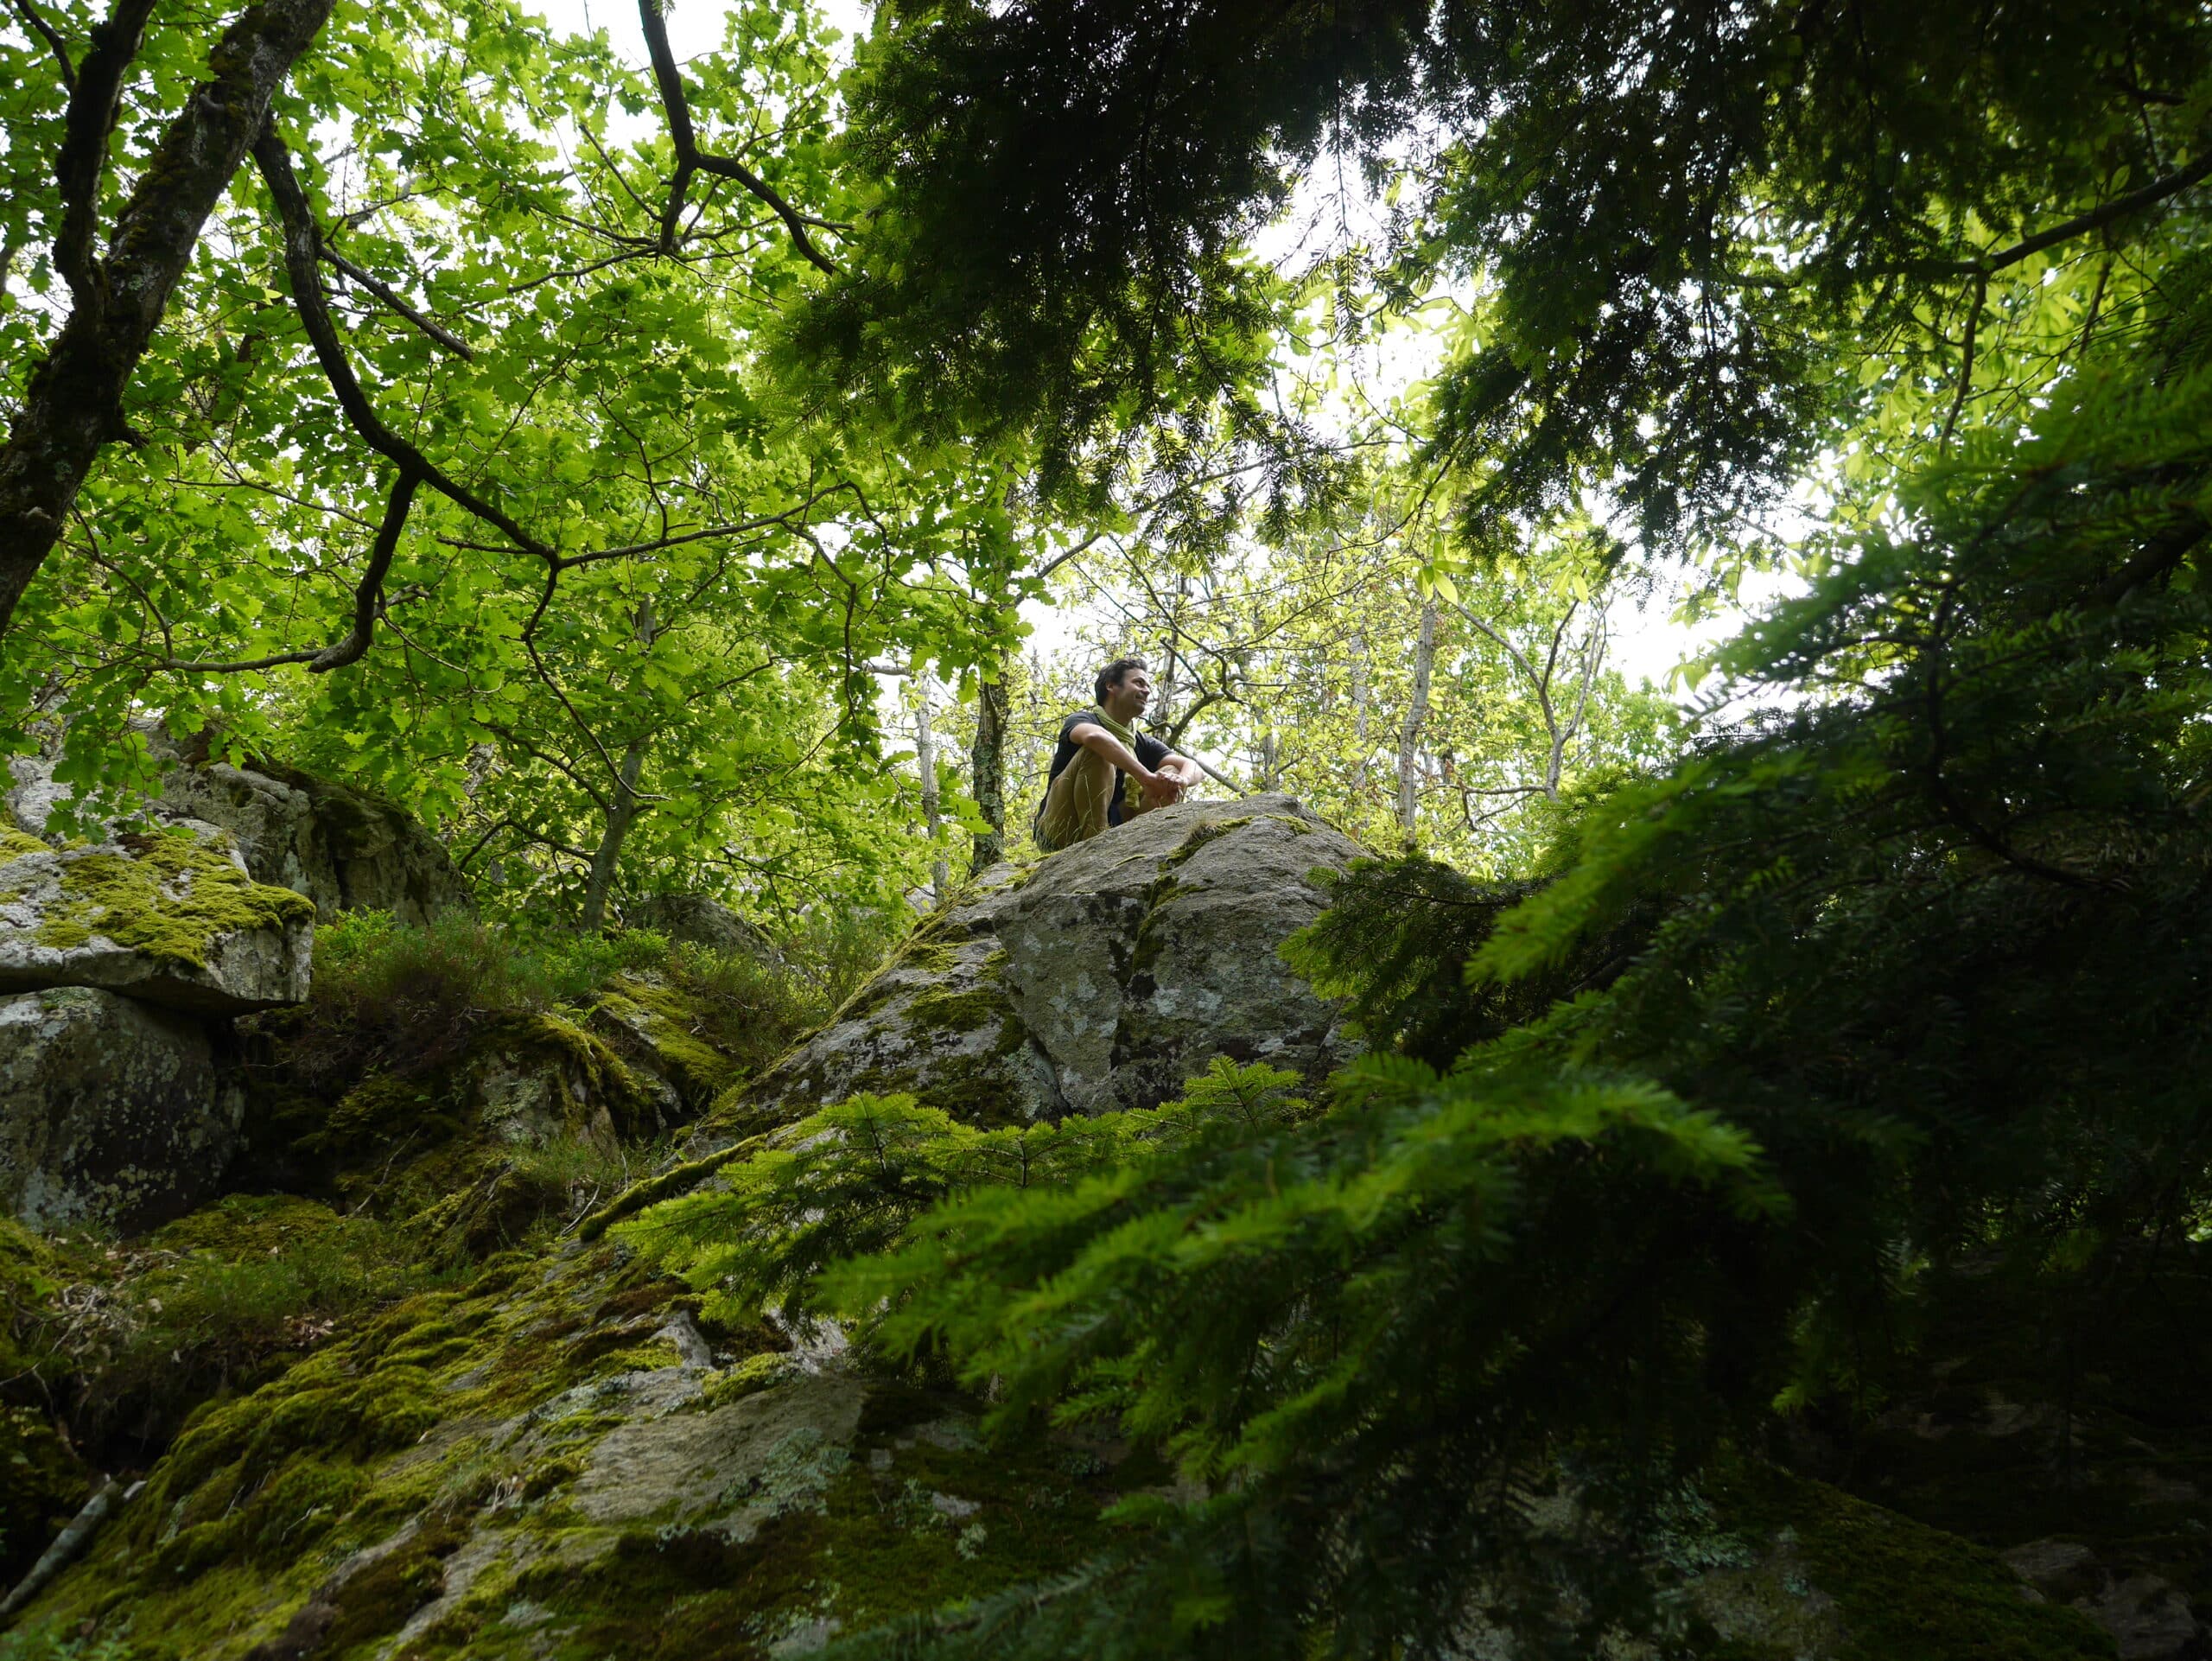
[0,986,243,1231]
[156,758,473,926]
[2,1231,2119,1661]
[627,892,773,957]
[0,733,478,1236]
[734,793,1362,1130]
[0,781,2195,1658]
[0,824,314,1015]
[7,747,473,926]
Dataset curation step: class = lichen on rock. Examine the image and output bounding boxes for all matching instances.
[723,794,1364,1139]
[0,825,313,1014]
[0,986,244,1231]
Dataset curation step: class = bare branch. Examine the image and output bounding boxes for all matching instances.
[637,0,842,275]
[10,0,75,89]
[321,245,475,360]
[254,130,553,562]
[305,470,418,670]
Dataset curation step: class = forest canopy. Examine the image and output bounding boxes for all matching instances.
[3,0,2210,1651]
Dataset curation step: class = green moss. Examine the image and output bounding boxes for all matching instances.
[906,1027,1033,1129]
[906,983,1007,1036]
[578,1143,751,1242]
[0,828,48,863]
[1156,816,1249,875]
[32,831,313,967]
[319,1513,469,1651]
[1718,1467,2113,1661]
[595,976,741,1102]
[691,1352,796,1411]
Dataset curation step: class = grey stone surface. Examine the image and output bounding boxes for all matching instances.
[6,749,473,926]
[2005,1539,2205,1658]
[156,758,474,926]
[0,824,314,1014]
[738,793,1363,1126]
[628,893,773,956]
[0,985,243,1232]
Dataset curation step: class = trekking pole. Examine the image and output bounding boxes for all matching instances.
[1189,754,1249,796]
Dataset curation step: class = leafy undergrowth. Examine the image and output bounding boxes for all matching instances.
[231,910,893,1233]
[277,909,889,1098]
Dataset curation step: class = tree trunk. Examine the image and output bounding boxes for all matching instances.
[1396,594,1438,840]
[915,678,949,901]
[0,0,335,637]
[1155,571,1187,729]
[969,675,1009,875]
[1351,633,1370,743]
[581,737,647,932]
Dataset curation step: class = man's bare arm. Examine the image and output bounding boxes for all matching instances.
[1159,752,1203,788]
[1071,723,1182,807]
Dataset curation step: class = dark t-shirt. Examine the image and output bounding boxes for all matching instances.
[1043,710,1170,826]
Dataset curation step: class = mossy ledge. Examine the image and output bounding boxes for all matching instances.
[12,831,315,971]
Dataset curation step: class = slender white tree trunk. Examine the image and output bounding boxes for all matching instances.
[915,676,950,901]
[1351,633,1370,744]
[1397,593,1438,839]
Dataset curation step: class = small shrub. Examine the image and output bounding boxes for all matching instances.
[289,911,556,1089]
[44,1196,451,1460]
[0,1630,138,1661]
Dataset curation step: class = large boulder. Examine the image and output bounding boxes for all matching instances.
[734,793,1363,1129]
[155,757,473,925]
[627,892,774,957]
[0,824,315,1014]
[6,749,472,926]
[0,985,244,1232]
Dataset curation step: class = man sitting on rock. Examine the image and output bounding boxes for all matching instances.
[1033,657,1203,852]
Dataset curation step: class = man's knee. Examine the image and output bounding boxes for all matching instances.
[1037,749,1115,850]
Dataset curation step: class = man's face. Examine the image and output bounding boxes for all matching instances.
[1108,669,1153,717]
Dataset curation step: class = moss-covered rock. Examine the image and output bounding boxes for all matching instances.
[1781,1249,2212,1658]
[725,794,1363,1139]
[0,825,312,1015]
[0,1224,2131,1661]
[156,757,474,927]
[590,972,742,1111]
[2,1239,1136,1660]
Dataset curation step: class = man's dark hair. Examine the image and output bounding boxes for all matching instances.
[1095,656,1148,703]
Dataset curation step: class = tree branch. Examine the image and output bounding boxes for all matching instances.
[305,469,418,670]
[52,0,160,307]
[321,245,475,360]
[10,0,75,89]
[1925,152,2212,278]
[636,0,842,275]
[1939,275,1986,455]
[253,130,553,562]
[0,0,336,639]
